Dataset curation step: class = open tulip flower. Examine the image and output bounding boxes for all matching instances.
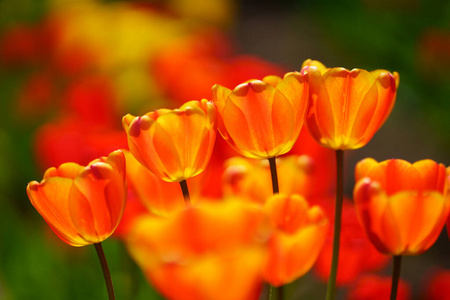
[26,150,127,247]
[263,194,329,286]
[301,59,399,150]
[122,99,216,183]
[354,158,449,255]
[211,72,308,159]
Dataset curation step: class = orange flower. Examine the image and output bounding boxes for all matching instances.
[301,59,399,150]
[211,73,308,158]
[126,200,269,300]
[122,99,216,182]
[26,150,127,247]
[353,158,449,255]
[263,194,328,286]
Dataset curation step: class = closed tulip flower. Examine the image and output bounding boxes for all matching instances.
[211,72,308,159]
[122,99,216,183]
[302,59,399,150]
[26,150,127,247]
[354,158,449,255]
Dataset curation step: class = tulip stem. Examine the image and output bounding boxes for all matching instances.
[268,284,284,300]
[179,180,191,206]
[390,255,402,300]
[325,150,344,300]
[268,157,279,194]
[268,156,283,300]
[94,243,116,300]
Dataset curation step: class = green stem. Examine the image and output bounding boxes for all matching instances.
[277,285,284,300]
[94,242,116,300]
[390,255,402,300]
[269,285,274,300]
[268,157,279,194]
[267,156,283,300]
[268,285,283,300]
[325,150,344,300]
[179,179,191,206]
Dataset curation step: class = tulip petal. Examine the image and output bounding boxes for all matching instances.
[44,163,85,179]
[211,84,233,142]
[355,158,378,181]
[354,178,401,254]
[305,67,336,147]
[27,178,89,246]
[348,79,378,148]
[363,72,398,136]
[413,160,447,192]
[69,164,114,243]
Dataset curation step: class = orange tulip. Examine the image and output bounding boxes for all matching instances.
[126,200,269,300]
[26,150,127,247]
[211,72,308,159]
[263,194,328,286]
[353,158,449,255]
[301,59,399,150]
[122,99,216,182]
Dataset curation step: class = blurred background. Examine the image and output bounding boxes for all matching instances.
[1,0,450,299]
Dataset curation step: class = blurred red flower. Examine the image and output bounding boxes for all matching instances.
[422,269,450,300]
[346,274,411,300]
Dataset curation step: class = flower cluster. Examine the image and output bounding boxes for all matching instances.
[17,4,449,298]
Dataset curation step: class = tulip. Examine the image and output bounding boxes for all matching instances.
[354,158,449,300]
[26,150,127,247]
[301,59,399,300]
[211,72,308,159]
[301,59,399,150]
[27,150,126,300]
[126,200,269,300]
[354,158,448,255]
[122,99,216,183]
[262,194,328,286]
